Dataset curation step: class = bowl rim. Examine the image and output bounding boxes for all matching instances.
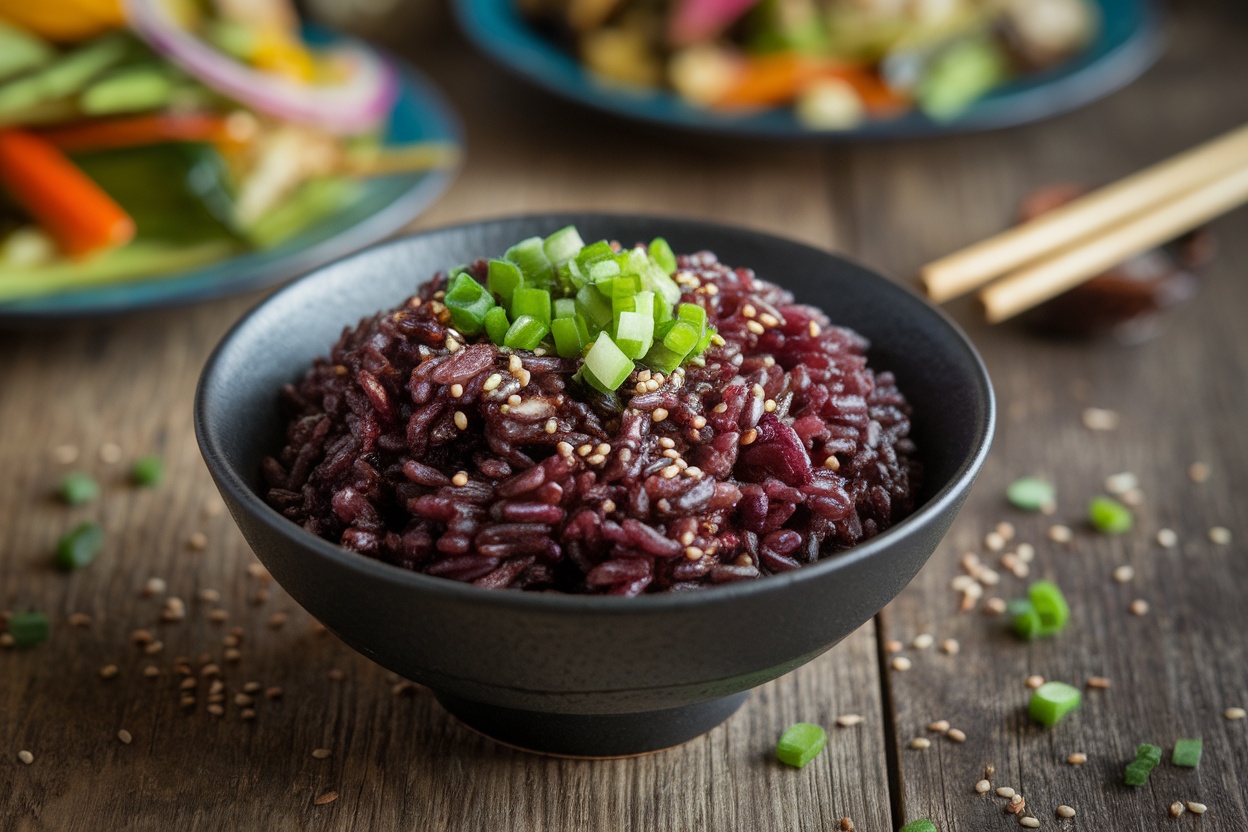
[195,212,995,613]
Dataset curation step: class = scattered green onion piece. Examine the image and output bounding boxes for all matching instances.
[543,225,585,267]
[648,237,677,275]
[642,262,682,308]
[444,272,494,336]
[553,298,577,319]
[504,237,553,286]
[575,240,614,268]
[1009,598,1043,640]
[1123,759,1153,786]
[614,311,654,359]
[59,472,100,506]
[1172,737,1202,768]
[6,611,49,648]
[582,334,633,394]
[132,455,164,487]
[502,315,549,351]
[899,821,938,832]
[662,320,700,356]
[1089,495,1133,534]
[1029,681,1082,727]
[1028,580,1069,634]
[576,285,614,333]
[55,521,103,570]
[1136,743,1162,767]
[484,306,510,346]
[550,317,585,359]
[677,302,707,332]
[1006,476,1056,512]
[776,722,826,768]
[512,287,552,327]
[487,258,523,306]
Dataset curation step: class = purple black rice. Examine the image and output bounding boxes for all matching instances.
[264,249,917,595]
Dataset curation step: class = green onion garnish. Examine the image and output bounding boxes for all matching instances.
[131,455,163,487]
[551,317,586,359]
[899,820,938,832]
[1009,598,1043,640]
[59,472,100,506]
[542,225,585,267]
[512,287,552,327]
[503,315,549,351]
[487,259,523,306]
[55,521,103,570]
[6,611,49,648]
[1028,580,1069,634]
[582,334,634,394]
[1029,681,1081,727]
[776,722,827,768]
[444,272,495,336]
[1125,743,1162,785]
[1089,495,1132,534]
[504,236,553,286]
[484,306,510,346]
[648,237,677,275]
[1172,737,1202,768]
[1006,477,1056,512]
[614,311,654,360]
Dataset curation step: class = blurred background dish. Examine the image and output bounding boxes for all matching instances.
[0,1,460,322]
[454,0,1161,138]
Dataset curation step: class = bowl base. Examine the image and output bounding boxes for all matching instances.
[434,691,749,758]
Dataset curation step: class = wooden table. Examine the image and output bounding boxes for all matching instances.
[2,3,1246,829]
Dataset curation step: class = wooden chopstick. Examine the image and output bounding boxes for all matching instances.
[979,162,1248,323]
[921,122,1248,303]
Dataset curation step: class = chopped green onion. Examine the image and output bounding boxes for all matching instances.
[582,334,633,394]
[588,259,620,282]
[693,325,717,356]
[614,311,655,359]
[1123,759,1153,786]
[505,237,553,286]
[59,472,99,506]
[543,225,585,267]
[608,274,641,299]
[1136,743,1162,767]
[1029,681,1081,727]
[1172,737,1202,768]
[131,455,163,487]
[503,315,549,351]
[444,272,495,336]
[642,262,682,307]
[512,287,552,327]
[620,247,649,276]
[487,258,523,306]
[55,521,103,570]
[614,290,655,320]
[1007,476,1056,512]
[899,821,938,832]
[553,298,577,319]
[776,722,826,768]
[6,611,49,648]
[576,285,614,332]
[649,237,677,275]
[484,306,510,346]
[575,240,614,268]
[1009,598,1043,640]
[1089,495,1132,534]
[557,259,588,292]
[551,317,586,358]
[662,320,700,355]
[1028,580,1069,634]
[677,302,707,332]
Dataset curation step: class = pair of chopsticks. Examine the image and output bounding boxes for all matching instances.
[921,122,1248,322]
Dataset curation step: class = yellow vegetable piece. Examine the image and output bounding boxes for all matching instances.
[0,0,125,43]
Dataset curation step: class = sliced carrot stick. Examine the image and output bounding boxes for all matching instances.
[35,113,250,153]
[711,53,823,110]
[0,128,135,257]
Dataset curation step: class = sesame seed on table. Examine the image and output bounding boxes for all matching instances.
[1,4,1247,831]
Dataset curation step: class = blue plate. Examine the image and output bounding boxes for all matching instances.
[0,28,461,323]
[454,0,1162,139]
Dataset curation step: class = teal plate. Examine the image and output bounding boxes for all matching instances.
[454,0,1162,140]
[0,28,461,323]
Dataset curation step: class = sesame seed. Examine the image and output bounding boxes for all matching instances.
[1170,802,1185,817]
[53,443,79,464]
[1082,407,1119,430]
[247,563,271,581]
[751,384,765,399]
[142,577,167,597]
[759,312,780,328]
[1016,542,1035,562]
[1188,462,1210,482]
[661,465,681,479]
[978,568,1001,586]
[763,399,777,413]
[453,411,468,431]
[1209,526,1232,545]
[100,664,119,679]
[508,354,522,373]
[684,547,704,561]
[452,471,468,487]
[1224,707,1246,720]
[312,748,332,759]
[836,714,865,727]
[223,648,241,662]
[207,704,225,716]
[996,521,1016,541]
[840,819,854,832]
[885,640,903,653]
[595,443,610,455]
[1129,599,1149,616]
[518,369,532,387]
[1120,488,1144,506]
[556,441,573,457]
[741,304,757,318]
[1187,802,1207,814]
[586,454,606,466]
[1157,528,1178,547]
[985,597,1008,614]
[985,531,1006,551]
[187,532,208,551]
[950,575,976,592]
[634,382,648,394]
[1020,817,1039,828]
[912,633,934,650]
[740,429,758,446]
[746,320,765,335]
[266,687,283,700]
[652,408,669,422]
[449,383,464,399]
[910,738,931,749]
[941,638,960,655]
[508,394,522,407]
[0,633,15,648]
[1067,752,1087,765]
[712,403,728,414]
[445,338,460,353]
[663,448,682,460]
[179,677,197,691]
[658,437,675,449]
[543,418,557,435]
[117,729,132,744]
[483,374,502,392]
[997,787,1016,798]
[1026,675,1045,689]
[947,728,967,743]
[208,609,228,623]
[685,466,704,479]
[976,780,992,793]
[692,416,707,429]
[18,750,34,765]
[1114,564,1138,584]
[927,720,950,733]
[268,612,288,629]
[1056,805,1075,818]
[1087,676,1111,689]
[1048,525,1074,543]
[892,657,912,671]
[143,664,160,678]
[314,791,339,806]
[99,442,123,464]
[645,379,660,392]
[67,612,92,627]
[600,499,617,515]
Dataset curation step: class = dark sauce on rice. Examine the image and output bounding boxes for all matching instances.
[264,249,917,595]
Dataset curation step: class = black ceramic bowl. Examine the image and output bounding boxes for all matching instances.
[195,214,994,757]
